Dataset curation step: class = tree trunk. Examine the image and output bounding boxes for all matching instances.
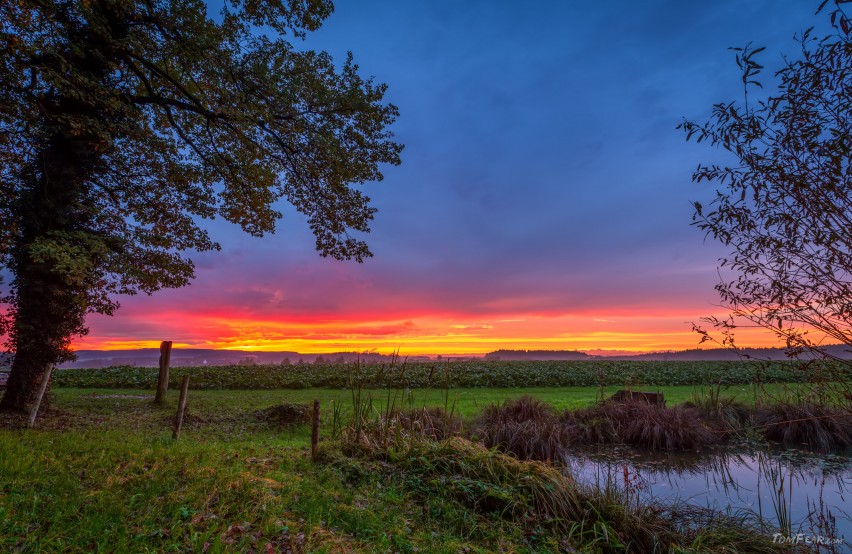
[0,133,94,412]
[0,284,79,414]
[0,360,50,414]
[0,11,124,413]
[0,84,111,413]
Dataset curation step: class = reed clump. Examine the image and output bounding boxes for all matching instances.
[473,395,571,462]
[752,403,852,451]
[346,406,463,450]
[686,385,751,434]
[473,396,731,455]
[562,401,726,451]
[380,406,463,441]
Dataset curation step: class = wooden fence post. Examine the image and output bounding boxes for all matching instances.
[172,375,190,440]
[311,399,320,461]
[27,364,55,428]
[155,340,172,404]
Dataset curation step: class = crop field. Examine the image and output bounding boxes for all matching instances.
[51,359,848,390]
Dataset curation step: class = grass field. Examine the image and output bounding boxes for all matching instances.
[52,384,761,417]
[0,384,801,553]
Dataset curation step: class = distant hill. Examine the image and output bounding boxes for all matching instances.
[485,345,852,361]
[484,349,591,361]
[60,349,399,368]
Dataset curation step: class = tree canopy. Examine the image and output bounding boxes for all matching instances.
[680,1,851,365]
[0,0,402,410]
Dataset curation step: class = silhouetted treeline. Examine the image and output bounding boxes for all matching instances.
[484,350,591,361]
[483,346,852,361]
[605,345,852,361]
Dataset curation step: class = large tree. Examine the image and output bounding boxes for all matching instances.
[680,1,851,368]
[0,0,402,411]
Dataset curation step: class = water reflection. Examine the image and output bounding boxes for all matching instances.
[564,446,852,550]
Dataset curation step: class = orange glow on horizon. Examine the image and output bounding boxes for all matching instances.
[73,310,794,355]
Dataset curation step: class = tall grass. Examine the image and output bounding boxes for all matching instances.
[805,483,845,554]
[688,383,751,434]
[473,395,730,459]
[472,392,852,455]
[339,355,462,453]
[756,451,793,537]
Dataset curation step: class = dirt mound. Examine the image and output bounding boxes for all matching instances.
[255,403,311,426]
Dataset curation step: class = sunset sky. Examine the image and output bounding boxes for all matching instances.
[76,0,823,355]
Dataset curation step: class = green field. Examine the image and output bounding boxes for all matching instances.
[51,384,759,418]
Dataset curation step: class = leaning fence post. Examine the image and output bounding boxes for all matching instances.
[155,340,173,404]
[172,375,190,440]
[311,399,320,461]
[27,364,55,428]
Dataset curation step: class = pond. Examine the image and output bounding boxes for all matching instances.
[565,445,852,551]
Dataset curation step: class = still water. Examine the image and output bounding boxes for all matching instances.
[565,446,852,551]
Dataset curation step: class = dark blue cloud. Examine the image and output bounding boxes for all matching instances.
[274,1,808,274]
